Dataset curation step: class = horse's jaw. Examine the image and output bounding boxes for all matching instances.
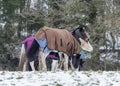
[81,41,93,52]
[79,38,93,52]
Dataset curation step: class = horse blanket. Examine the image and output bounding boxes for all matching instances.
[47,52,59,60]
[22,36,39,62]
[35,26,81,56]
[80,50,86,59]
[22,36,35,52]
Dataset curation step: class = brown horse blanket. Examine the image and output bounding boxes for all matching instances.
[35,26,81,56]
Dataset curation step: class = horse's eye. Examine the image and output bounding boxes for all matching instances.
[85,38,89,42]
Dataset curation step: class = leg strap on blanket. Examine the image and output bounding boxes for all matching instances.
[43,45,47,52]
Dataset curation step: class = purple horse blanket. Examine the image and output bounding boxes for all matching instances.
[22,36,35,52]
[35,26,81,56]
[22,36,39,62]
[47,52,59,60]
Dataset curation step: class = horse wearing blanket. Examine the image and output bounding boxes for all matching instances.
[18,36,39,71]
[27,26,93,71]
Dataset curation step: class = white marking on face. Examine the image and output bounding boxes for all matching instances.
[79,38,93,52]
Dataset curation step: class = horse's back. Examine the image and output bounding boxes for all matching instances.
[35,26,81,55]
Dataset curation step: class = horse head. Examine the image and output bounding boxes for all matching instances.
[72,25,93,52]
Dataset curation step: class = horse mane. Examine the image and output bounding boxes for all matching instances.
[71,25,83,44]
[72,25,86,32]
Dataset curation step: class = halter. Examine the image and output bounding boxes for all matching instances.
[71,26,89,45]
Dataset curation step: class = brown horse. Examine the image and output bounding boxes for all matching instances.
[18,26,93,72]
[26,26,93,71]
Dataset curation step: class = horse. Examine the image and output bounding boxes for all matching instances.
[18,36,39,71]
[18,44,59,71]
[27,26,93,72]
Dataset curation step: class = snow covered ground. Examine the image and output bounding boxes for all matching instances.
[0,71,120,86]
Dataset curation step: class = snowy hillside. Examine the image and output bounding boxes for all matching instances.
[0,71,120,86]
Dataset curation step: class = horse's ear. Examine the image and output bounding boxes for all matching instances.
[79,26,85,32]
[72,25,85,33]
[79,27,84,31]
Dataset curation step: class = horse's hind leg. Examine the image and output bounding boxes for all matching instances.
[29,61,35,71]
[58,52,68,71]
[58,52,64,70]
[40,51,49,71]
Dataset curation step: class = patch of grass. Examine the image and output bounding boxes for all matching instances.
[85,73,92,77]
[41,85,48,86]
[7,77,13,80]
[90,82,100,86]
[56,83,63,86]
[107,73,114,77]
[54,81,57,83]
[97,70,103,73]
[16,76,23,79]
[0,71,5,75]
[76,83,84,86]
[11,83,15,86]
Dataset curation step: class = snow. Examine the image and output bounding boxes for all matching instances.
[0,71,120,86]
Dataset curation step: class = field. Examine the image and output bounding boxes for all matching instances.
[0,71,120,86]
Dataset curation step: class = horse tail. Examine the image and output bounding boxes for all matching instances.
[18,44,26,71]
[21,44,25,55]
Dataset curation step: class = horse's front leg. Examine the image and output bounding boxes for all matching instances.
[38,51,42,71]
[69,56,75,71]
[63,53,69,71]
[51,60,58,72]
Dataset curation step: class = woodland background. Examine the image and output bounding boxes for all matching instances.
[0,0,120,71]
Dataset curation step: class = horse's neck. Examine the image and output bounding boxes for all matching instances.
[71,32,81,44]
